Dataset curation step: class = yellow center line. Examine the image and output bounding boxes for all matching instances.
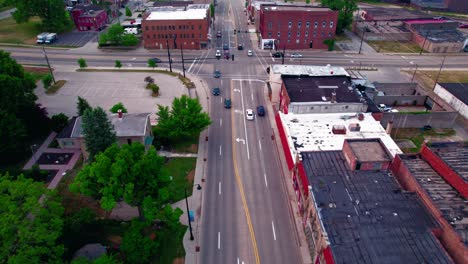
[230,79,261,264]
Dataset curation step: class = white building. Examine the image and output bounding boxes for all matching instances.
[434,83,468,119]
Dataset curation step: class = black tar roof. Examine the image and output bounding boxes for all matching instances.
[302,151,453,264]
[399,153,467,246]
[56,116,78,139]
[282,76,361,103]
[430,142,468,182]
[439,83,468,105]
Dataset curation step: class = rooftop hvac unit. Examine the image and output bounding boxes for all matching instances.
[332,125,346,134]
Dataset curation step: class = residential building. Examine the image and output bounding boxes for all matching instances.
[71,4,107,31]
[56,112,154,160]
[142,4,211,50]
[300,140,453,263]
[434,83,468,119]
[152,0,194,7]
[258,5,338,49]
[391,143,467,263]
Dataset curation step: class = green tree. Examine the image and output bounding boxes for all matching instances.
[323,39,336,51]
[210,3,215,18]
[78,58,88,68]
[125,6,132,17]
[115,60,122,68]
[0,111,28,163]
[70,143,178,221]
[121,34,138,46]
[320,0,358,33]
[306,0,311,3]
[81,107,117,161]
[155,95,211,144]
[9,0,72,32]
[42,73,53,89]
[23,164,49,182]
[147,59,157,69]
[50,113,69,132]
[149,83,159,96]
[77,96,92,116]
[109,102,128,113]
[144,76,154,87]
[0,175,64,263]
[121,220,159,264]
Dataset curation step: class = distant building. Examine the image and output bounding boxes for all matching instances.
[411,0,468,14]
[406,20,466,53]
[71,4,107,31]
[391,142,467,263]
[360,6,431,21]
[258,5,338,50]
[142,4,211,49]
[300,140,452,263]
[434,83,468,119]
[151,0,193,7]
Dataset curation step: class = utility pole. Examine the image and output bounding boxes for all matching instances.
[411,64,418,83]
[185,188,194,240]
[420,32,428,55]
[282,44,285,65]
[180,43,186,78]
[42,46,56,84]
[166,39,172,72]
[432,56,446,91]
[358,26,366,54]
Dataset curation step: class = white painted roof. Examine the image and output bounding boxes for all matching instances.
[146,5,208,20]
[272,64,350,77]
[279,112,402,162]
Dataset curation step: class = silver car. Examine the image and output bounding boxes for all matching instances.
[290,53,303,58]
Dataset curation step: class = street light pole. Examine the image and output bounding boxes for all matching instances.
[166,39,172,72]
[184,188,194,240]
[433,55,446,91]
[180,43,186,78]
[358,27,366,54]
[282,44,285,65]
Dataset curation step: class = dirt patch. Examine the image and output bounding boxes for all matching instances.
[23,66,51,74]
[188,144,198,153]
[172,257,184,264]
[186,169,195,184]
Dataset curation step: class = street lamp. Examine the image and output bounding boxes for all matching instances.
[185,184,202,241]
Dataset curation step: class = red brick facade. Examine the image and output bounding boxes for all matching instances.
[71,7,107,31]
[259,6,338,50]
[142,12,210,50]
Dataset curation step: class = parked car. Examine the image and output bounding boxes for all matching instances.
[459,23,468,28]
[224,98,231,108]
[246,109,254,120]
[257,105,265,116]
[223,44,229,50]
[215,50,221,57]
[214,70,221,78]
[217,31,222,37]
[36,32,49,44]
[212,87,220,96]
[44,33,58,44]
[237,44,244,50]
[150,58,162,63]
[389,109,399,113]
[272,52,283,58]
[290,53,303,58]
[247,50,253,56]
[378,104,392,112]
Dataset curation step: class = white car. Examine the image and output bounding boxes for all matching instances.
[246,109,255,120]
[247,50,253,56]
[290,53,303,58]
[215,50,221,57]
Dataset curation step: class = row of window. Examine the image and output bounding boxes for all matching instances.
[268,31,333,39]
[267,20,334,30]
[145,24,202,31]
[78,17,99,23]
[146,33,202,39]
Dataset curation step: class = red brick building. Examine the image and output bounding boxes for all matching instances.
[258,5,338,50]
[71,4,108,31]
[142,4,211,50]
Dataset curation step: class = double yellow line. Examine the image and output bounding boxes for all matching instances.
[230,80,261,264]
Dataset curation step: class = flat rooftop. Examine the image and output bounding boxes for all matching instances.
[271,65,349,77]
[430,143,468,182]
[362,6,431,21]
[302,151,452,264]
[282,76,360,103]
[263,6,331,12]
[417,29,466,43]
[146,4,209,20]
[399,154,467,246]
[439,83,468,105]
[279,112,402,160]
[71,113,150,138]
[348,139,392,162]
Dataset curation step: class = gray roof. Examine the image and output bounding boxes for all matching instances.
[430,142,468,182]
[71,113,150,138]
[439,83,468,105]
[302,150,453,264]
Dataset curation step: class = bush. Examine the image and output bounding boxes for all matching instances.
[147,59,157,69]
[149,83,159,96]
[115,60,122,68]
[323,39,335,51]
[121,220,159,264]
[51,113,69,133]
[42,74,53,89]
[78,58,87,68]
[125,6,132,17]
[109,102,128,113]
[121,34,138,46]
[144,76,154,87]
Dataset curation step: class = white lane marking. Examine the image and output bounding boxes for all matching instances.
[350,60,354,64]
[401,56,406,59]
[218,232,221,249]
[271,57,275,62]
[219,145,222,156]
[251,92,254,101]
[264,173,268,187]
[220,97,222,103]
[187,57,197,73]
[219,181,221,195]
[271,221,277,241]
[220,118,222,127]
[345,188,352,201]
[239,81,250,160]
[258,140,262,151]
[238,258,239,264]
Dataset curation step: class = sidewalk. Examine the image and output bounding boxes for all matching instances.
[0,8,15,20]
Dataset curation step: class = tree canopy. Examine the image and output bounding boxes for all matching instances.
[70,143,182,222]
[0,175,64,263]
[99,24,138,47]
[110,102,128,114]
[154,95,211,144]
[77,96,92,116]
[9,0,72,32]
[321,0,358,34]
[81,107,117,161]
[121,220,158,264]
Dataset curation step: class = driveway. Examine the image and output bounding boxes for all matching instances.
[36,71,188,116]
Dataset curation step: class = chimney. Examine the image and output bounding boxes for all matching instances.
[118,109,123,118]
[386,120,393,134]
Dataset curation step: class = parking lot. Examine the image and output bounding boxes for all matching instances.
[36,71,188,117]
[52,30,98,47]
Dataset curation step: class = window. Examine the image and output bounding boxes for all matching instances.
[288,21,292,28]
[298,22,302,28]
[268,32,272,38]
[322,21,326,28]
[268,22,273,29]
[310,107,314,110]
[314,21,318,28]
[191,25,194,30]
[288,32,291,38]
[153,34,156,38]
[199,25,202,29]
[330,21,334,28]
[146,26,149,30]
[277,32,281,37]
[313,31,317,37]
[192,33,194,38]
[127,138,132,145]
[321,32,325,38]
[179,25,182,29]
[305,31,309,37]
[345,106,349,109]
[306,21,310,28]
[297,32,300,37]
[328,32,332,37]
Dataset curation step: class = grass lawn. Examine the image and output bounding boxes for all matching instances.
[173,136,199,153]
[0,17,42,44]
[392,128,455,153]
[403,70,468,91]
[368,40,423,53]
[334,33,350,42]
[164,157,197,202]
[157,223,188,264]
